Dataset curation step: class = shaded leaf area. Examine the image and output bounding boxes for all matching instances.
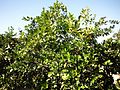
[0,1,120,90]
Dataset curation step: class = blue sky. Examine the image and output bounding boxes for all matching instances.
[0,0,120,39]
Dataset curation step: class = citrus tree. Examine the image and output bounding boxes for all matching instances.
[0,1,120,90]
[101,30,120,89]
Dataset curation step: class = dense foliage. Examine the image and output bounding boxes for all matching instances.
[0,1,120,90]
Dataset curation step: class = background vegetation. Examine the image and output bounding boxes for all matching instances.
[0,1,120,90]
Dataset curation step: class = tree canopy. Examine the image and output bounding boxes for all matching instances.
[0,1,120,90]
